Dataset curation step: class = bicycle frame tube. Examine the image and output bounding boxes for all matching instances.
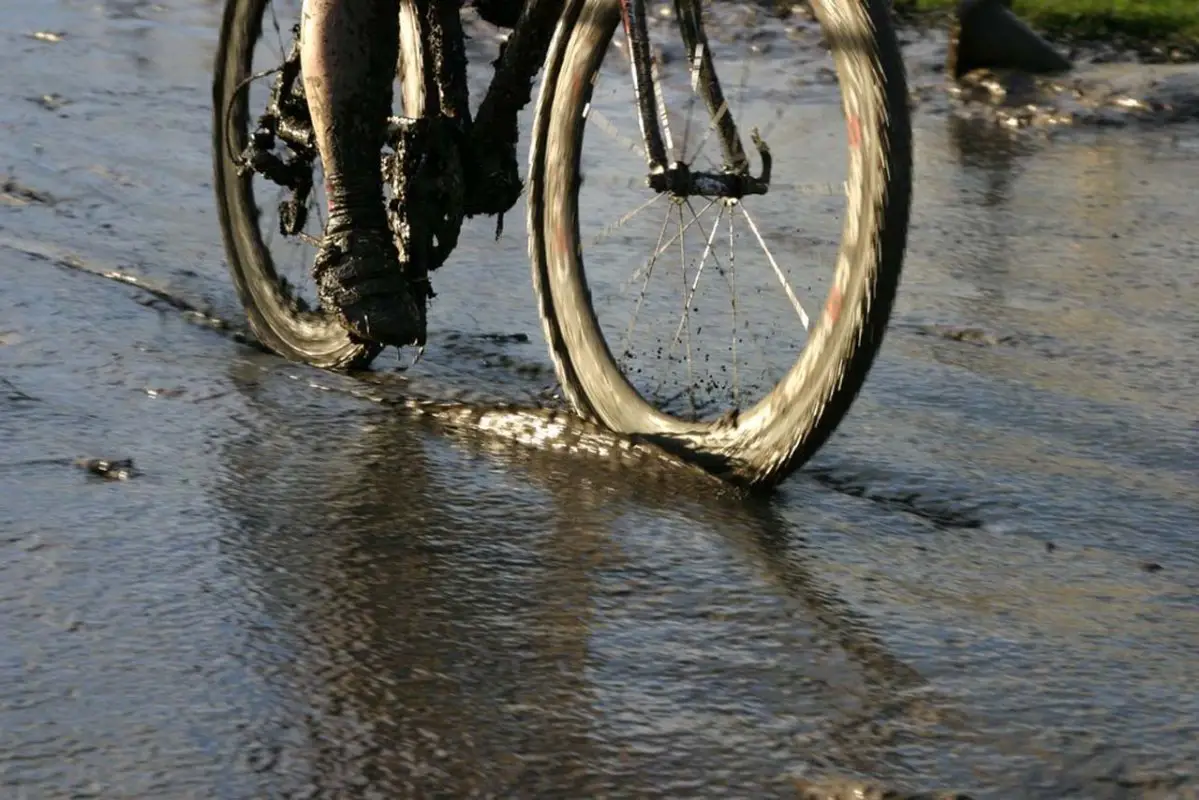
[619,0,671,171]
[472,0,564,148]
[620,0,772,198]
[671,0,749,172]
[415,0,471,119]
[618,0,748,174]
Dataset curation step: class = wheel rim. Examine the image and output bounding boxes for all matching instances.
[542,0,877,437]
[216,0,425,359]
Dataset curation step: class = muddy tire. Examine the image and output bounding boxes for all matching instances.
[526,0,912,488]
[212,0,424,370]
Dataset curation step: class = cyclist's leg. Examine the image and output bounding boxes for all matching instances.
[300,0,422,347]
[473,0,523,27]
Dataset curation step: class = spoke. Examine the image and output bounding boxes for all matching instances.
[687,199,769,400]
[619,203,674,361]
[740,204,811,330]
[682,200,731,287]
[654,65,702,166]
[734,58,750,143]
[616,10,669,167]
[679,44,701,162]
[685,199,767,367]
[728,201,739,408]
[733,57,754,167]
[728,203,775,394]
[613,26,688,165]
[590,192,665,246]
[650,54,675,159]
[674,0,750,172]
[623,198,717,290]
[671,203,724,348]
[675,41,724,171]
[588,106,646,159]
[758,106,786,148]
[677,202,697,416]
[662,37,738,172]
[688,97,730,168]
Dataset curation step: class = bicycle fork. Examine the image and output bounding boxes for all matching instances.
[619,0,772,199]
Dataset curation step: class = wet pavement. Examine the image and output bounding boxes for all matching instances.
[3,1,1199,797]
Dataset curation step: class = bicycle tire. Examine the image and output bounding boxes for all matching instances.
[212,0,425,370]
[526,0,912,489]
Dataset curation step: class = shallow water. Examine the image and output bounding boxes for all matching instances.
[3,1,1198,797]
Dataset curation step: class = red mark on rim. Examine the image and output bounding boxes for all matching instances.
[825,285,843,325]
[846,114,862,150]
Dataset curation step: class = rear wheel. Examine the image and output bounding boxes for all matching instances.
[527,0,912,487]
[212,0,425,370]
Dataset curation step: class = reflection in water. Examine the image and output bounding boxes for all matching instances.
[941,116,1031,314]
[214,365,599,793]
[206,363,948,794]
[1053,140,1129,296]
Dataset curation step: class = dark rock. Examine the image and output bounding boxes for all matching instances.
[948,0,1072,80]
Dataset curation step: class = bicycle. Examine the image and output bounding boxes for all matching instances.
[212,0,912,488]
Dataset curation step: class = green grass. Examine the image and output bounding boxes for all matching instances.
[895,0,1199,45]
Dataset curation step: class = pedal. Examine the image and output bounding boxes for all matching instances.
[278,198,308,236]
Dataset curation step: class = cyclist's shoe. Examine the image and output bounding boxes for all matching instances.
[313,227,425,348]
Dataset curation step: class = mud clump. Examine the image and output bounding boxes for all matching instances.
[75,457,137,481]
[1,176,56,206]
[29,93,69,111]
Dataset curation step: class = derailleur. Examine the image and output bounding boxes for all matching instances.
[232,32,317,239]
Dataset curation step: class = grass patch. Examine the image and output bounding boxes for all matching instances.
[895,0,1199,45]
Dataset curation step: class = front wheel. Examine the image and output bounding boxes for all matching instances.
[527,0,912,488]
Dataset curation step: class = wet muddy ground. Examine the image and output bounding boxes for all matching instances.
[3,1,1199,797]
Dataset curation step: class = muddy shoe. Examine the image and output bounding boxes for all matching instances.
[313,228,425,348]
